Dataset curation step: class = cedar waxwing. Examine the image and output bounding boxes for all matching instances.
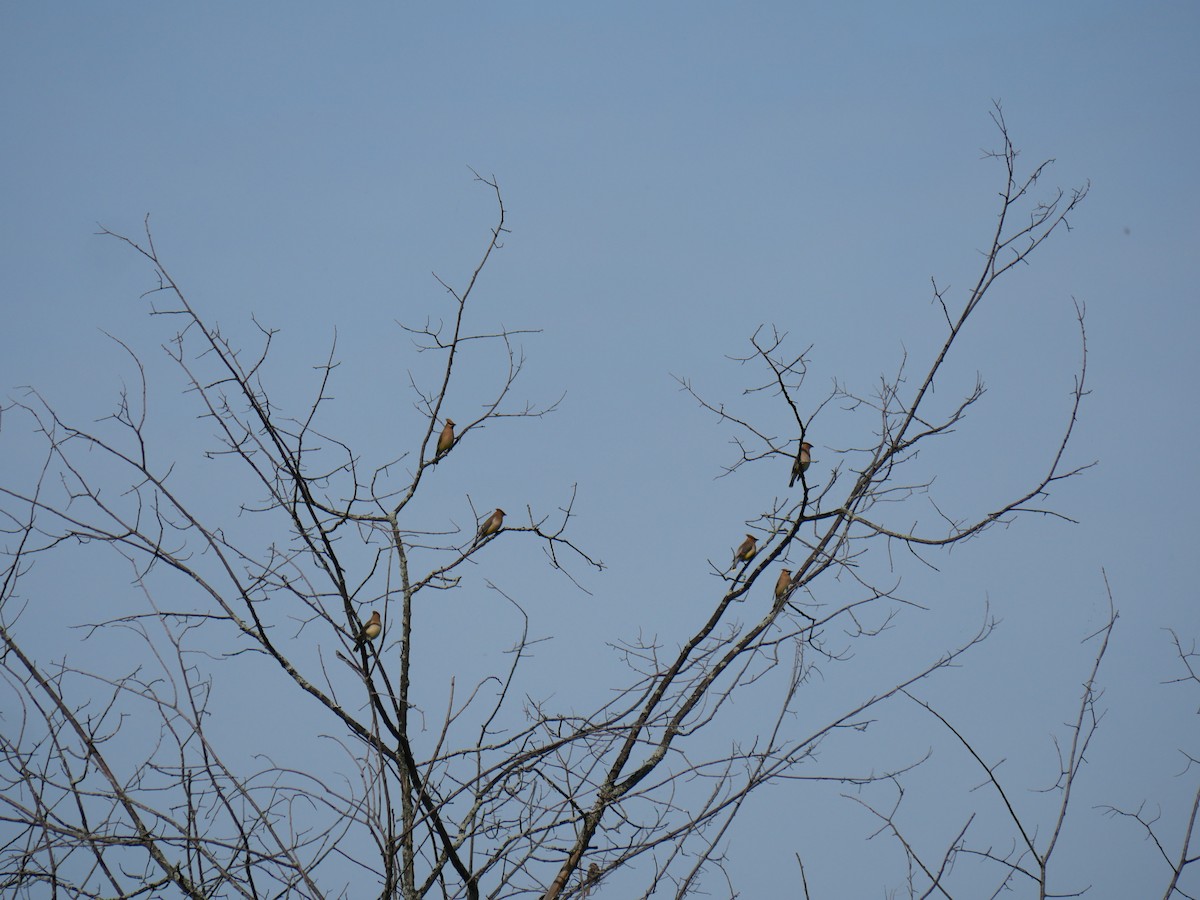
[789,442,813,488]
[353,610,382,650]
[580,863,601,899]
[731,534,757,569]
[775,568,792,603]
[436,419,456,458]
[477,508,505,541]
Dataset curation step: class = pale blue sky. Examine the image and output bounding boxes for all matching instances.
[3,4,1199,896]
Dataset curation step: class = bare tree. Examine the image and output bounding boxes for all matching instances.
[2,107,1178,899]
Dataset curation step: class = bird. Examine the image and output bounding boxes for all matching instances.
[353,610,382,650]
[789,441,813,488]
[731,534,757,569]
[580,863,601,899]
[435,418,456,458]
[477,508,505,541]
[775,568,792,603]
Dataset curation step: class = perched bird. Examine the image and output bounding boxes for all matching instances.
[353,610,382,650]
[731,534,757,569]
[775,568,792,603]
[477,508,505,541]
[789,441,813,488]
[580,863,601,899]
[435,418,456,459]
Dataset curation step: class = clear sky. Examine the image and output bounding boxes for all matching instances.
[3,3,1198,897]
